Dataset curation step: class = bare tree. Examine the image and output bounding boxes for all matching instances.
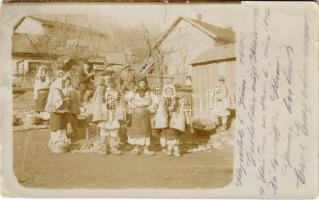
[26,19,109,74]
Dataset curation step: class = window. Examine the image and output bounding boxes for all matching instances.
[27,61,51,76]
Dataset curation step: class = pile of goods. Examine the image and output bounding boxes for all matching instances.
[71,140,100,154]
[187,118,234,152]
[13,110,48,131]
[48,135,71,153]
[13,114,23,126]
[192,118,218,135]
[187,143,214,153]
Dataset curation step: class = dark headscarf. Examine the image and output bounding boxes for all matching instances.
[135,76,149,97]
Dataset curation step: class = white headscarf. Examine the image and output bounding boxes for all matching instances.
[35,65,49,78]
[33,66,50,100]
[45,70,65,112]
[62,75,73,96]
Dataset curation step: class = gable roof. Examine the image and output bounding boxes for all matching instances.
[12,33,65,56]
[12,33,110,61]
[156,17,235,47]
[191,43,236,65]
[103,52,127,66]
[14,16,107,38]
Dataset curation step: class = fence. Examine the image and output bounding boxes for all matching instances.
[13,73,79,89]
[146,75,174,89]
[13,73,179,95]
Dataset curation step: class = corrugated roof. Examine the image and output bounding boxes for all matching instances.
[191,44,236,65]
[156,17,235,47]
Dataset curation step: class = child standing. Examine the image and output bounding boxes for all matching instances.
[91,71,122,155]
[63,75,80,138]
[123,81,135,127]
[154,84,187,157]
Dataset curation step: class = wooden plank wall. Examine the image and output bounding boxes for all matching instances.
[192,60,236,120]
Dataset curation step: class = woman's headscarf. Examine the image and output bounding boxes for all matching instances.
[63,75,72,89]
[45,70,65,112]
[135,76,148,86]
[101,70,115,88]
[135,76,149,97]
[33,65,50,100]
[56,70,65,79]
[162,84,176,98]
[35,65,49,79]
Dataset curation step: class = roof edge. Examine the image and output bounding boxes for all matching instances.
[191,57,236,66]
[155,16,235,48]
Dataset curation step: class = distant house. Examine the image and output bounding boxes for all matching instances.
[191,43,236,120]
[155,16,235,87]
[12,16,111,88]
[92,52,127,86]
[103,52,127,71]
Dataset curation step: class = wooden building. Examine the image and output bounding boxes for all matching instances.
[12,16,111,88]
[190,43,236,120]
[155,16,235,87]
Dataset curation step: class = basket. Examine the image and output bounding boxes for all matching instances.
[49,144,69,153]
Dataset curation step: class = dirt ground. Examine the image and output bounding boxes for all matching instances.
[13,91,234,189]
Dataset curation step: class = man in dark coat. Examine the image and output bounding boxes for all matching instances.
[78,62,95,102]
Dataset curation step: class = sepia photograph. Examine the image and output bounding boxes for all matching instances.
[1,1,318,198]
[11,7,237,189]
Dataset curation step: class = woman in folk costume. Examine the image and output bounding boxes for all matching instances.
[33,65,51,121]
[127,77,157,156]
[90,71,122,155]
[45,70,71,152]
[154,84,188,157]
[62,75,80,137]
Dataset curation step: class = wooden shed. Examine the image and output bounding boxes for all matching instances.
[155,16,235,87]
[190,43,236,120]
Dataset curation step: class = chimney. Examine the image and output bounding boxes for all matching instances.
[197,14,202,21]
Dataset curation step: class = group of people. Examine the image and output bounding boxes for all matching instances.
[33,63,191,157]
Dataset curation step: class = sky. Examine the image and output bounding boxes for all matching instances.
[27,4,242,35]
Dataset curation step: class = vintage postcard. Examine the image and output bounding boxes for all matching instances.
[0,1,318,198]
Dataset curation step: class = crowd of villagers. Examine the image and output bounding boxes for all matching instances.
[32,62,196,157]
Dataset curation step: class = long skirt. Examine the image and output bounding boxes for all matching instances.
[50,112,67,131]
[67,113,78,134]
[35,89,49,112]
[160,128,181,147]
[48,113,70,151]
[127,108,151,146]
